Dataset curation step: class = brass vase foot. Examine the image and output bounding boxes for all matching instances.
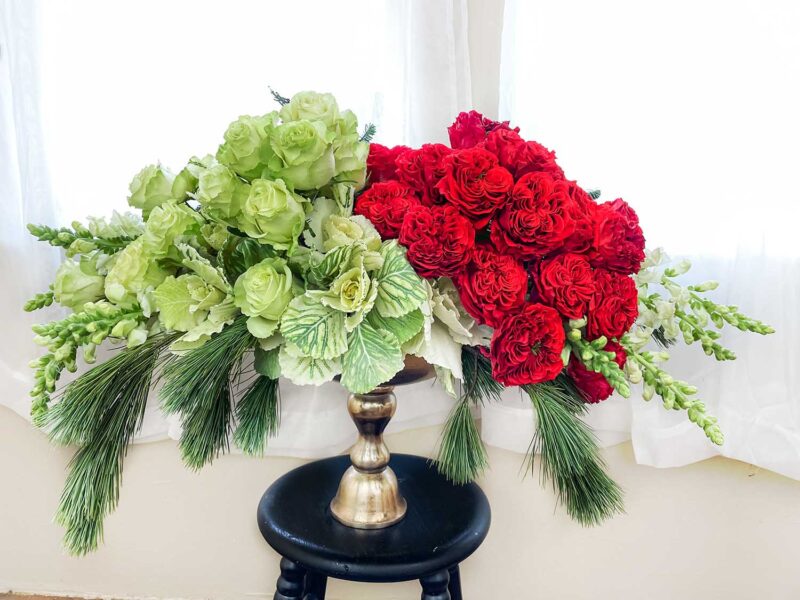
[330,356,434,529]
[330,386,406,528]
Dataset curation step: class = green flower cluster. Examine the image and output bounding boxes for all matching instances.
[24,90,385,421]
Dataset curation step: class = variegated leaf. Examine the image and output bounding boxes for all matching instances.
[340,322,403,394]
[374,240,427,318]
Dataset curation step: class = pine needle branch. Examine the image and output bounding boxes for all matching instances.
[523,380,624,526]
[360,123,377,142]
[269,87,290,106]
[436,398,487,484]
[233,376,280,456]
[160,317,254,469]
[461,346,503,405]
[54,334,176,555]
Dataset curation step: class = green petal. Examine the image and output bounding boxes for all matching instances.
[340,322,403,394]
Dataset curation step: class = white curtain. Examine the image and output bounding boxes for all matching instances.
[1,0,471,454]
[494,0,800,479]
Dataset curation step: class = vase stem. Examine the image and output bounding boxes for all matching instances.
[330,386,407,529]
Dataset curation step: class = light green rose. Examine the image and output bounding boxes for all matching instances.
[53,259,105,311]
[196,164,251,222]
[269,120,335,190]
[104,239,169,307]
[216,113,277,178]
[141,202,199,257]
[330,110,368,189]
[279,91,340,127]
[237,179,307,253]
[128,165,175,218]
[233,257,296,338]
[153,274,226,332]
[172,155,215,200]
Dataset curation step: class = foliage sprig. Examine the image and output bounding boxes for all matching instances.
[27,222,136,256]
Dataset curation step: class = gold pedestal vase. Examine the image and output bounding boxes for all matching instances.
[330,356,434,529]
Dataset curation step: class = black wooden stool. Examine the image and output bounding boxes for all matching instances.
[257,454,491,599]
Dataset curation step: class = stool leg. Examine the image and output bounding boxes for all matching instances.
[447,565,462,600]
[274,557,306,600]
[303,570,328,600]
[420,569,450,600]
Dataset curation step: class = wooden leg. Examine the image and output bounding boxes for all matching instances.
[303,570,328,600]
[274,557,306,600]
[420,570,451,600]
[447,565,462,600]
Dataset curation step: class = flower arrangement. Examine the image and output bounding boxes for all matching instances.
[25,91,772,554]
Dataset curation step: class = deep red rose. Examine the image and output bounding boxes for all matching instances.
[436,148,514,228]
[482,128,564,180]
[563,182,597,253]
[355,181,420,239]
[395,143,452,206]
[490,303,566,386]
[567,341,627,403]
[588,198,646,275]
[587,269,638,339]
[491,171,577,259]
[399,204,475,278]
[454,245,528,327]
[448,110,519,150]
[367,143,411,183]
[534,253,595,320]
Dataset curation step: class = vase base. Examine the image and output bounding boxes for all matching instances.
[330,465,407,529]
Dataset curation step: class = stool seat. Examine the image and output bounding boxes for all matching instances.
[257,454,491,585]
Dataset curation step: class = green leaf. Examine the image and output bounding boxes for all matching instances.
[280,293,347,359]
[246,316,278,339]
[366,308,424,345]
[278,345,341,385]
[306,244,353,289]
[340,321,404,394]
[374,240,427,318]
[254,347,281,379]
[177,243,230,292]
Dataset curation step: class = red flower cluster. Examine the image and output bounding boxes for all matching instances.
[357,110,646,398]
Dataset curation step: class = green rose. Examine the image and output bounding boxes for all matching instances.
[216,113,277,178]
[233,257,296,338]
[53,259,105,311]
[238,179,307,253]
[279,91,340,127]
[141,202,199,257]
[197,164,250,222]
[330,110,368,189]
[269,120,335,190]
[128,165,175,218]
[153,274,226,332]
[172,155,215,200]
[105,239,169,307]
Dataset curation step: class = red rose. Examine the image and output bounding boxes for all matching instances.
[454,245,528,327]
[587,269,638,339]
[355,181,420,239]
[534,253,595,320]
[436,148,514,228]
[567,341,627,403]
[482,128,564,180]
[588,198,646,275]
[491,171,577,259]
[448,110,518,150]
[399,204,475,278]
[490,303,566,386]
[367,143,410,183]
[563,182,597,253]
[396,143,452,206]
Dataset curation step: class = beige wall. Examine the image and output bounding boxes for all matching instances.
[2,406,799,600]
